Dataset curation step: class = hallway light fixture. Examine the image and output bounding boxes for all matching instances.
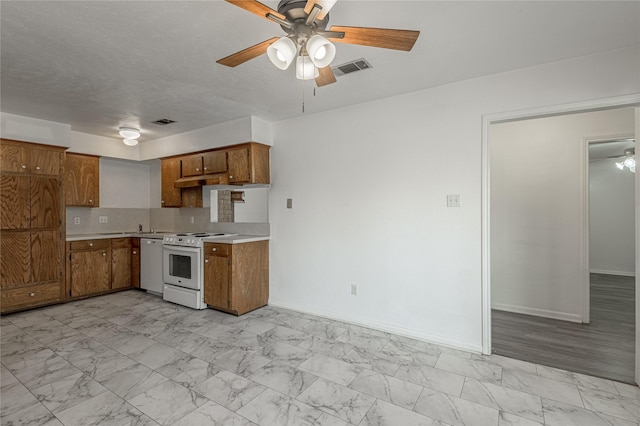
[615,148,635,173]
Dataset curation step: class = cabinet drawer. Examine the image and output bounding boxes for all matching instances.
[70,239,110,251]
[204,243,230,256]
[1,282,61,310]
[111,237,132,249]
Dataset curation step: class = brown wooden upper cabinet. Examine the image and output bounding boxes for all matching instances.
[160,142,269,208]
[161,157,182,207]
[1,141,61,176]
[64,153,99,207]
[203,151,228,174]
[181,154,204,177]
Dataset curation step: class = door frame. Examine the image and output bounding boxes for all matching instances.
[582,133,637,325]
[481,94,640,382]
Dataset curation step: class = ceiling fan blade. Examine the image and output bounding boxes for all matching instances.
[315,66,337,87]
[328,26,420,51]
[217,37,279,67]
[226,0,286,22]
[304,0,317,15]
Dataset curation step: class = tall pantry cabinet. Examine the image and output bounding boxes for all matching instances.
[0,139,66,313]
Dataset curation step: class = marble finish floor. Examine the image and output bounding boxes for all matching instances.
[1,290,638,426]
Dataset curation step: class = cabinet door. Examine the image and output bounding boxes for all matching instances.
[161,158,182,207]
[204,254,229,309]
[131,240,140,288]
[227,148,251,183]
[0,231,30,288]
[64,153,99,207]
[1,175,30,229]
[0,142,29,173]
[31,230,61,283]
[70,250,110,297]
[202,151,227,174]
[112,247,132,289]
[31,177,61,229]
[181,154,204,177]
[31,148,60,176]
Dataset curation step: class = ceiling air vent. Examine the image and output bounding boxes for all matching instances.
[332,58,373,77]
[151,118,176,125]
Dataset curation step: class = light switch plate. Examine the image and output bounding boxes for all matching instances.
[447,194,461,207]
[287,198,293,209]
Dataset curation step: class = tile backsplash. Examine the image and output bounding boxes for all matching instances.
[66,208,150,235]
[67,207,269,236]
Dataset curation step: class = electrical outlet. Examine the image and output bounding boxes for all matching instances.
[74,217,80,225]
[351,284,358,296]
[446,194,461,207]
[190,216,195,224]
[99,216,108,224]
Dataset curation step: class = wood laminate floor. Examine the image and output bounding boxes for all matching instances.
[492,273,636,384]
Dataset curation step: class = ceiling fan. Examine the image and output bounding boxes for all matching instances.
[216,0,420,87]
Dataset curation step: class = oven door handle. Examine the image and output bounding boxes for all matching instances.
[163,246,202,254]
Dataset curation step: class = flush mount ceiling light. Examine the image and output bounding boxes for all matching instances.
[119,127,140,146]
[119,127,140,140]
[216,0,420,87]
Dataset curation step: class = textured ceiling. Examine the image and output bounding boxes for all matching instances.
[1,1,639,142]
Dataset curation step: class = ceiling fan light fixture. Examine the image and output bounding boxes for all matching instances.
[118,127,140,139]
[267,37,297,70]
[306,34,336,68]
[296,55,319,80]
[123,138,139,146]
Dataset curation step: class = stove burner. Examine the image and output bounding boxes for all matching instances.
[176,233,189,236]
[191,233,209,237]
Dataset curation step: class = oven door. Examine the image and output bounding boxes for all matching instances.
[162,245,201,290]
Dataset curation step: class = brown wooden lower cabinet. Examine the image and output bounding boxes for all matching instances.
[131,238,140,288]
[111,238,132,289]
[66,237,139,299]
[69,247,110,297]
[203,240,268,316]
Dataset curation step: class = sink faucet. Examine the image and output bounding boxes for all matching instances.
[138,224,143,233]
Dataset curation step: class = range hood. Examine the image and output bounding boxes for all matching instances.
[174,173,229,188]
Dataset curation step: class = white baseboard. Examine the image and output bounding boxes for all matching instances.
[492,303,582,323]
[589,269,635,277]
[268,300,482,354]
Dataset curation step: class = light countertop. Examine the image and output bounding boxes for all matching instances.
[66,233,269,244]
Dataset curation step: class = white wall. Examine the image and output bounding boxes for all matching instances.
[490,109,635,323]
[69,131,138,161]
[100,157,151,208]
[138,116,272,161]
[589,156,636,276]
[1,112,70,147]
[269,46,639,352]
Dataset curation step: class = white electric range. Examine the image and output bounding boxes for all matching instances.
[162,232,236,309]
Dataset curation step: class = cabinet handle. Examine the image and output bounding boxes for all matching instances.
[102,252,106,256]
[132,251,137,254]
[35,166,41,170]
[89,199,93,204]
[195,168,200,171]
[21,165,27,169]
[89,243,93,247]
[204,167,208,171]
[205,259,209,263]
[212,248,217,252]
[161,200,165,204]
[29,292,35,297]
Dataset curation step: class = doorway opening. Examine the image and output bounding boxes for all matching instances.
[485,106,637,384]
